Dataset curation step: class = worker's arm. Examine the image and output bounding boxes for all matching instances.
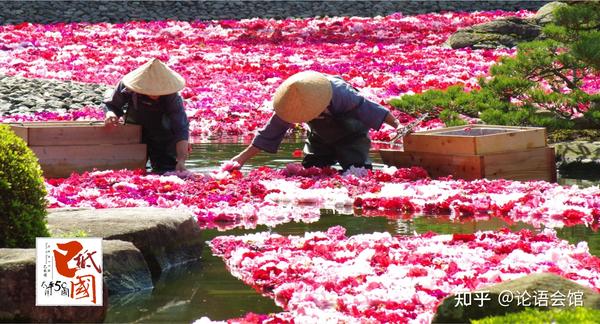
[231,145,261,167]
[329,77,392,130]
[230,113,291,167]
[164,94,191,171]
[384,111,401,128]
[175,140,190,172]
[104,81,130,126]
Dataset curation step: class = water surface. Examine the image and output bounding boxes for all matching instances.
[105,140,599,323]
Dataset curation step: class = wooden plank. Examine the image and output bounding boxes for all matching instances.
[404,125,469,134]
[9,125,28,143]
[11,121,106,127]
[483,147,555,182]
[403,125,546,155]
[381,147,556,182]
[30,144,147,178]
[548,147,557,183]
[414,124,545,134]
[403,133,477,155]
[475,127,546,154]
[10,123,141,146]
[380,149,483,180]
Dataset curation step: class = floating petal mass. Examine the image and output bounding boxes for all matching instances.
[0,11,538,139]
[45,165,600,231]
[210,227,600,323]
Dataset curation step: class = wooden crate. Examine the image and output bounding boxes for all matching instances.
[9,122,146,178]
[403,125,547,155]
[380,147,556,182]
[30,144,147,178]
[380,125,556,182]
[10,121,141,146]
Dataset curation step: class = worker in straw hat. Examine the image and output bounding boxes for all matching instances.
[231,71,404,171]
[104,58,190,173]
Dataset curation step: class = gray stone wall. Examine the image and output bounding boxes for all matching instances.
[0,1,551,24]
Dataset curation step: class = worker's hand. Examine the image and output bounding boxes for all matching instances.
[390,127,403,143]
[221,160,241,172]
[390,113,429,143]
[104,111,119,126]
[230,145,260,169]
[176,160,187,172]
[389,125,409,143]
[397,124,413,136]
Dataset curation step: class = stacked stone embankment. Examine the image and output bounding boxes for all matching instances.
[0,1,550,24]
[0,75,109,116]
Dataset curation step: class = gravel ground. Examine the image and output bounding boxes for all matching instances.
[0,75,110,116]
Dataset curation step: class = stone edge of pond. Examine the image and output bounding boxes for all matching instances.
[552,141,600,164]
[0,207,203,323]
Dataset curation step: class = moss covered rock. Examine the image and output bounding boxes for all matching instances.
[533,1,569,25]
[473,306,600,324]
[433,273,600,323]
[445,17,542,49]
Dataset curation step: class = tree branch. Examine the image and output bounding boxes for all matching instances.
[570,24,600,31]
[551,69,578,90]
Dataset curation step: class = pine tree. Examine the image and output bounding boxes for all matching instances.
[389,1,600,131]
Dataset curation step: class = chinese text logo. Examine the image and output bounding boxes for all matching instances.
[36,238,103,306]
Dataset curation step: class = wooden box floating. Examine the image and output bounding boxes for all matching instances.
[380,125,556,182]
[9,121,147,178]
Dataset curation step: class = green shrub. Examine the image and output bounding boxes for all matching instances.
[439,109,468,126]
[0,124,49,247]
[472,307,600,324]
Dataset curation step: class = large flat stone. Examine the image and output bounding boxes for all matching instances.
[533,1,568,24]
[48,207,203,280]
[0,239,155,322]
[445,16,542,49]
[0,248,106,322]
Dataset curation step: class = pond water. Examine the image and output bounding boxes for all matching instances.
[105,140,600,323]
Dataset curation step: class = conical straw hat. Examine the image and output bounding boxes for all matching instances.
[273,71,333,123]
[122,58,185,96]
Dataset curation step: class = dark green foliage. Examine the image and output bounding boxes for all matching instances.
[551,1,600,70]
[0,124,49,248]
[548,129,600,143]
[388,85,470,116]
[389,2,600,131]
[472,307,600,324]
[439,109,468,126]
[583,99,600,126]
[478,107,533,126]
[387,85,509,126]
